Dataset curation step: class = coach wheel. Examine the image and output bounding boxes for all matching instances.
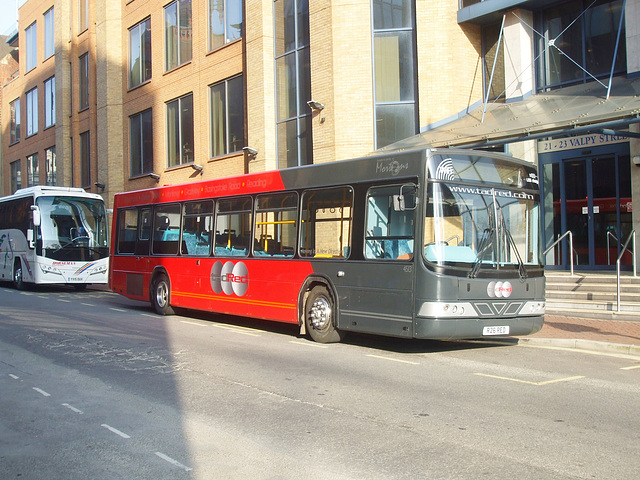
[13,259,25,290]
[151,274,175,316]
[304,285,344,343]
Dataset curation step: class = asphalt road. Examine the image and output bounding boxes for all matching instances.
[1,284,639,479]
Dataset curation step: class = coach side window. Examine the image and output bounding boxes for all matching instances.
[181,201,213,256]
[215,197,252,256]
[254,193,297,257]
[152,204,181,255]
[300,186,353,258]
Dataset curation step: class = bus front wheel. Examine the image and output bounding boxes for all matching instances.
[13,259,25,290]
[304,285,344,343]
[151,274,175,316]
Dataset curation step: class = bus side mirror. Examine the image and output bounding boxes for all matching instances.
[393,185,418,212]
[27,229,35,249]
[31,205,41,227]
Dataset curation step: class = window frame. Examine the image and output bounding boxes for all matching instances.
[164,0,193,72]
[27,153,39,187]
[209,75,245,158]
[9,98,21,145]
[80,131,91,188]
[208,0,243,52]
[26,87,39,137]
[130,108,154,177]
[79,53,89,110]
[25,21,37,72]
[45,146,57,186]
[166,93,194,168]
[129,16,152,88]
[44,7,55,59]
[44,76,56,128]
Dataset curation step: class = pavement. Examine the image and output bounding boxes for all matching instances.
[519,313,640,357]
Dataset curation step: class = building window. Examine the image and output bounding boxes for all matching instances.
[27,153,39,187]
[44,7,55,59]
[79,53,89,109]
[274,0,312,168]
[44,76,56,128]
[165,0,192,72]
[26,21,37,72]
[130,109,154,177]
[372,0,417,149]
[26,88,38,137]
[11,161,22,193]
[45,146,57,186]
[80,131,90,187]
[536,0,626,90]
[166,93,194,167]
[129,17,152,88]
[10,98,20,144]
[208,0,243,51]
[210,75,244,158]
[79,0,88,33]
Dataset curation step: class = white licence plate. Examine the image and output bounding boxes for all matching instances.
[483,325,510,336]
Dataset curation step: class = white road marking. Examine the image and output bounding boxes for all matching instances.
[9,374,19,380]
[475,373,585,386]
[101,424,131,439]
[155,452,192,472]
[289,340,329,349]
[366,354,420,365]
[109,307,127,313]
[33,387,51,397]
[620,364,640,370]
[62,403,84,414]
[180,320,208,327]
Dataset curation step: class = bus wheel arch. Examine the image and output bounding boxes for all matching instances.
[150,268,175,316]
[300,278,345,343]
[13,258,25,290]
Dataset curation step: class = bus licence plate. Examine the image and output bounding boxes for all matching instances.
[483,326,509,336]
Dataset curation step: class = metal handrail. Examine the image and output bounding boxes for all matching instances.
[606,231,619,265]
[617,230,636,313]
[543,230,575,276]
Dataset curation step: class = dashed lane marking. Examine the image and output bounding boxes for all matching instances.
[620,365,640,370]
[101,424,131,439]
[289,340,329,349]
[212,324,260,336]
[9,374,19,380]
[33,387,51,397]
[109,307,127,313]
[366,354,420,365]
[62,403,84,414]
[155,452,192,472]
[180,320,208,327]
[475,373,585,386]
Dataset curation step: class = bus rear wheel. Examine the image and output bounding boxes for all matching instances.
[13,259,25,290]
[151,274,175,316]
[304,285,344,343]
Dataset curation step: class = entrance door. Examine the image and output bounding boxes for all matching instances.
[544,152,631,270]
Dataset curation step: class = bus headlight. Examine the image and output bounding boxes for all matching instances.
[40,264,62,276]
[88,264,108,275]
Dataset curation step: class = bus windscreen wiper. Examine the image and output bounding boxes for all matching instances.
[500,214,527,281]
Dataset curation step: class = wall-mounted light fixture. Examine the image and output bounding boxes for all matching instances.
[307,100,324,111]
[147,173,160,182]
[190,163,204,173]
[243,146,258,158]
[94,182,105,192]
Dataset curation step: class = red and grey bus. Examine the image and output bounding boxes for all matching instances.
[109,147,544,342]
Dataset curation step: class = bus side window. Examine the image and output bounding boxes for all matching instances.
[181,201,213,256]
[299,187,353,258]
[215,197,252,256]
[117,208,138,254]
[254,193,297,257]
[152,204,181,255]
[365,185,415,260]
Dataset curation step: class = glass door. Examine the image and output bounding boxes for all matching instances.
[543,148,631,270]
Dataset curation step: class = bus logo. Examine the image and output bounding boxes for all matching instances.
[487,281,512,298]
[210,261,249,297]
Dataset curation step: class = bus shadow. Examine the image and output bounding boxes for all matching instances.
[170,306,518,354]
